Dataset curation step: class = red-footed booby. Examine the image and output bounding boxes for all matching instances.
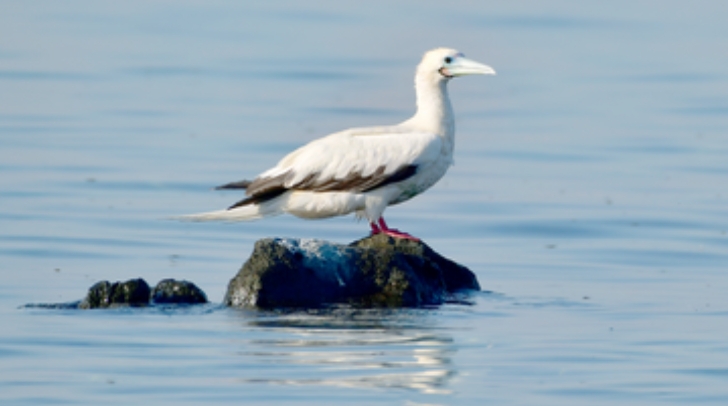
[180,48,495,240]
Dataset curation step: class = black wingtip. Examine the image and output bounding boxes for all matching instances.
[227,188,287,210]
[214,180,252,190]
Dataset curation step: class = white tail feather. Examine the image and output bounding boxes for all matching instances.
[174,209,258,222]
[174,197,285,222]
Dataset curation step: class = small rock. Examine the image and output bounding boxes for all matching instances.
[224,234,480,308]
[151,279,207,304]
[79,278,151,309]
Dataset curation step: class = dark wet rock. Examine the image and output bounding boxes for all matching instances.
[151,279,207,304]
[224,233,480,308]
[79,278,151,309]
[23,278,209,310]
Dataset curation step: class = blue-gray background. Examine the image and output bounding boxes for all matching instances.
[2,1,727,405]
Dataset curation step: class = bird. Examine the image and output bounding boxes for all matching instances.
[179,47,495,240]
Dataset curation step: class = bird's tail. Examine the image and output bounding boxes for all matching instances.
[173,197,285,222]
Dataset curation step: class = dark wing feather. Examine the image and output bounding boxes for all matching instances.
[214,180,252,190]
[362,164,417,192]
[227,173,289,209]
[289,164,417,193]
[227,187,287,209]
[226,165,418,210]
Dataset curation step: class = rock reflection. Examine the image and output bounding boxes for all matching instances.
[234,308,457,394]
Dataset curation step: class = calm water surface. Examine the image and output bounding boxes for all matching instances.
[2,1,728,405]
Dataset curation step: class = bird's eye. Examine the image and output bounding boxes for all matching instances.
[444,56,453,64]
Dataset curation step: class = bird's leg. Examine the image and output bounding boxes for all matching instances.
[376,218,420,242]
[370,221,382,235]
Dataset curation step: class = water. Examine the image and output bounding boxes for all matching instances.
[2,1,728,404]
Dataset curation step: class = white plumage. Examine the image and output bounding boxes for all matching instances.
[180,47,495,240]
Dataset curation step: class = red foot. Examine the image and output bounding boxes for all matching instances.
[369,218,420,242]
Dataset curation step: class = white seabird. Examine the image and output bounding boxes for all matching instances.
[181,47,495,240]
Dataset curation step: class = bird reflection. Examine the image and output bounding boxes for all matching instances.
[232,307,457,394]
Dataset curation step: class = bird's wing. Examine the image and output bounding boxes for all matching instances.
[230,126,442,208]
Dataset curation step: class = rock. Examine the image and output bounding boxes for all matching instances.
[24,278,209,310]
[151,279,207,304]
[79,278,151,309]
[224,234,480,308]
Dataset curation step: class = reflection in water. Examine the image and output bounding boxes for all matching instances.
[232,308,457,394]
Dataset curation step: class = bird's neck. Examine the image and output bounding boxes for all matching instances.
[403,77,455,143]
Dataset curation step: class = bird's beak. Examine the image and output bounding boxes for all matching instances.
[445,57,496,77]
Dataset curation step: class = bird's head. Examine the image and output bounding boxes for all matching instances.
[417,48,496,84]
